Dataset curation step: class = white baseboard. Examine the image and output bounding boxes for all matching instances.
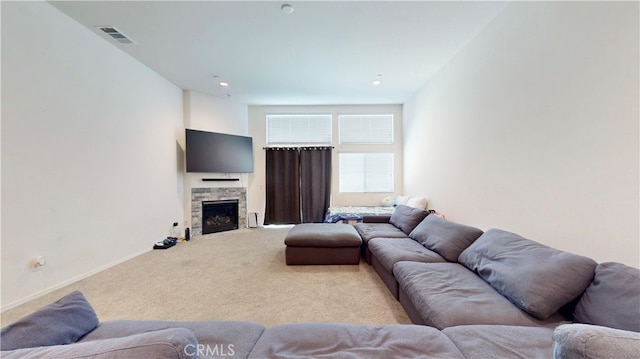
[1,248,151,312]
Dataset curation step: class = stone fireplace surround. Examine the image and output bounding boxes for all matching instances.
[191,187,247,238]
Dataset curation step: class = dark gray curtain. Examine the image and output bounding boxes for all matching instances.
[264,146,332,224]
[300,147,332,223]
[264,148,301,225]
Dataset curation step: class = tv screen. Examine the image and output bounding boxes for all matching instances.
[186,129,254,173]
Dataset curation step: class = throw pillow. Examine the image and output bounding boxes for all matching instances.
[573,262,640,332]
[389,205,429,235]
[409,215,483,262]
[459,229,598,320]
[406,197,428,210]
[1,291,99,350]
[381,196,396,207]
[395,196,410,206]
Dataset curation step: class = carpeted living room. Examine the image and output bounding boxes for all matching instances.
[1,227,411,327]
[2,1,638,358]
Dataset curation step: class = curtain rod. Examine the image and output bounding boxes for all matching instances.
[262,146,335,150]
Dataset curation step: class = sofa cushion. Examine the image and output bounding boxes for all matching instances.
[573,262,640,332]
[0,291,99,351]
[248,322,465,359]
[368,238,445,272]
[443,325,555,359]
[80,320,265,359]
[409,215,483,262]
[388,205,429,234]
[1,328,198,359]
[459,229,597,320]
[394,261,566,329]
[553,323,640,359]
[354,222,408,244]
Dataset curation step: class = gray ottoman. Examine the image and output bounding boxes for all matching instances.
[285,224,363,265]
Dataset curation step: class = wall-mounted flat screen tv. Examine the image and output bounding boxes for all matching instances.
[186,129,254,173]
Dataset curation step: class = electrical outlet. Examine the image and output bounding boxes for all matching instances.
[31,256,47,271]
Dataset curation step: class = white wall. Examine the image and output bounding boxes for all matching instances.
[184,91,248,136]
[182,90,249,226]
[1,2,185,308]
[248,105,403,225]
[403,2,639,267]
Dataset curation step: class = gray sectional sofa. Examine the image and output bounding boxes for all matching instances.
[2,206,639,358]
[354,205,640,357]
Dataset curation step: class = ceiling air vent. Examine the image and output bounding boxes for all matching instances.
[96,26,135,44]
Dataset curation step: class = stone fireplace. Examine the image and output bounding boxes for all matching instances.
[191,187,247,238]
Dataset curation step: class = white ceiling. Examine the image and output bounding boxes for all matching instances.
[49,1,508,105]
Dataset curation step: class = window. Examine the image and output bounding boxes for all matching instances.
[339,114,393,144]
[339,153,394,193]
[266,114,332,145]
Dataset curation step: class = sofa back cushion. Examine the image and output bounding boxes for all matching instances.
[572,262,640,332]
[1,291,99,351]
[408,215,483,262]
[389,205,429,235]
[459,229,598,320]
[1,328,198,359]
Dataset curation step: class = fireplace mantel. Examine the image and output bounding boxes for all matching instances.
[191,187,247,238]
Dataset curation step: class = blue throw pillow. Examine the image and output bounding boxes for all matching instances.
[1,291,99,350]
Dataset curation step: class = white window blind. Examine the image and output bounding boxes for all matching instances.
[266,114,332,144]
[339,114,393,144]
[339,153,394,193]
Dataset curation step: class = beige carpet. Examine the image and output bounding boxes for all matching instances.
[1,227,410,327]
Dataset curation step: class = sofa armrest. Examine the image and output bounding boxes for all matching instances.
[362,215,391,223]
[553,323,640,359]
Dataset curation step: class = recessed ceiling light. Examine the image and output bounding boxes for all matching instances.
[281,4,294,14]
[372,74,383,85]
[219,81,229,87]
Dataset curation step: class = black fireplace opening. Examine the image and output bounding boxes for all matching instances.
[202,199,239,234]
